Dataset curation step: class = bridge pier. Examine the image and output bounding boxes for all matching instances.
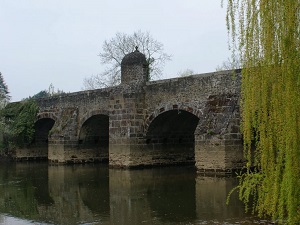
[194,103,244,174]
[48,135,65,163]
[107,88,147,168]
[195,133,244,174]
[48,136,108,164]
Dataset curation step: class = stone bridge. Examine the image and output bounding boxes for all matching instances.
[18,49,244,174]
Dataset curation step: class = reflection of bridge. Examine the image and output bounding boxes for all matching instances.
[18,49,244,173]
[0,164,246,224]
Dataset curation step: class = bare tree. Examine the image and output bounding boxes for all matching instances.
[82,30,171,90]
[215,56,241,71]
[177,69,195,77]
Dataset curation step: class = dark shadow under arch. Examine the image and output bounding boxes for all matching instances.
[79,109,109,135]
[146,110,199,145]
[145,110,199,165]
[34,118,55,144]
[78,114,109,163]
[31,118,55,158]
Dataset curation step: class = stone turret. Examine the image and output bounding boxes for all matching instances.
[121,47,148,85]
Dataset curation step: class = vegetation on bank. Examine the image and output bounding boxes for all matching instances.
[0,82,66,154]
[225,0,300,223]
[0,100,39,152]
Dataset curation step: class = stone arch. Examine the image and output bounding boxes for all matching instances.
[34,112,57,145]
[37,112,58,123]
[34,118,56,142]
[78,110,109,163]
[79,109,109,134]
[28,117,56,159]
[144,104,203,133]
[143,104,203,166]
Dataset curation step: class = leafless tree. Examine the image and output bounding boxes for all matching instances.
[215,55,241,71]
[177,69,195,77]
[82,30,171,90]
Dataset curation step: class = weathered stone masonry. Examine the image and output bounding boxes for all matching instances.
[17,49,245,174]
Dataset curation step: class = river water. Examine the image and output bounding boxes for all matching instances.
[0,163,270,225]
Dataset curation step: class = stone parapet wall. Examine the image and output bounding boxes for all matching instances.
[20,66,245,173]
[144,70,241,117]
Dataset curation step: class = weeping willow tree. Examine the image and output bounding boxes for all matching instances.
[224,0,300,223]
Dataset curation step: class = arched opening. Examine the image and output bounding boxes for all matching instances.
[145,110,199,165]
[78,115,109,163]
[32,118,55,158]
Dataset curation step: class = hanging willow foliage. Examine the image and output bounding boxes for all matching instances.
[224,0,300,224]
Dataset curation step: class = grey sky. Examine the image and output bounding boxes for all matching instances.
[0,0,230,101]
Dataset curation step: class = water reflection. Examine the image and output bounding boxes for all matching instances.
[195,176,246,222]
[0,163,258,225]
[109,168,197,224]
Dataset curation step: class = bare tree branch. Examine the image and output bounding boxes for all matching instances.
[82,30,171,90]
[215,55,241,71]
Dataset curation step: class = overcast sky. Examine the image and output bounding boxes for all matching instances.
[1,0,230,102]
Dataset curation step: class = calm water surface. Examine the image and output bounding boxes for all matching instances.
[0,163,268,225]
